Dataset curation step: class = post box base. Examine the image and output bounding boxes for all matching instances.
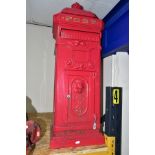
[50,129,105,149]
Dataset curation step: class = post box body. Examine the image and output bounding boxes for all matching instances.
[50,3,105,149]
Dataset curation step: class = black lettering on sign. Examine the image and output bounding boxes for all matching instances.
[113,89,119,104]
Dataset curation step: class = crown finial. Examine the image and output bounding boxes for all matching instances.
[71,2,83,10]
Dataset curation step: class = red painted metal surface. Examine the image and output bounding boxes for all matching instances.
[50,2,105,149]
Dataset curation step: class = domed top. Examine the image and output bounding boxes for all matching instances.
[71,2,83,10]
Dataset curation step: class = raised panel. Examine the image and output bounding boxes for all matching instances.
[65,71,95,126]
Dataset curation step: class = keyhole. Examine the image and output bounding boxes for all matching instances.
[66,94,71,99]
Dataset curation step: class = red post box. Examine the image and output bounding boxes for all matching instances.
[50,2,105,149]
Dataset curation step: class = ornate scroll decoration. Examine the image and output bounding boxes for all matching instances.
[65,58,95,71]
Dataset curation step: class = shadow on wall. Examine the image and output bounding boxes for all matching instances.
[26,96,37,113]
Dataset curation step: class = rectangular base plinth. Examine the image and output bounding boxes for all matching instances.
[50,129,105,149]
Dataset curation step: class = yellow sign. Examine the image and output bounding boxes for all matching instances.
[113,89,119,104]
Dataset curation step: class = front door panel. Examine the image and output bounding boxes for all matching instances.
[65,71,95,127]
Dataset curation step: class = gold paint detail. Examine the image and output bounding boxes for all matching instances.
[82,18,89,24]
[65,16,72,21]
[73,18,80,22]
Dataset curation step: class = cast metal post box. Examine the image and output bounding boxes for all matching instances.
[50,2,105,149]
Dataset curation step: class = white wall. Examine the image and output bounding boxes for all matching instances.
[26,24,55,112]
[103,52,129,155]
